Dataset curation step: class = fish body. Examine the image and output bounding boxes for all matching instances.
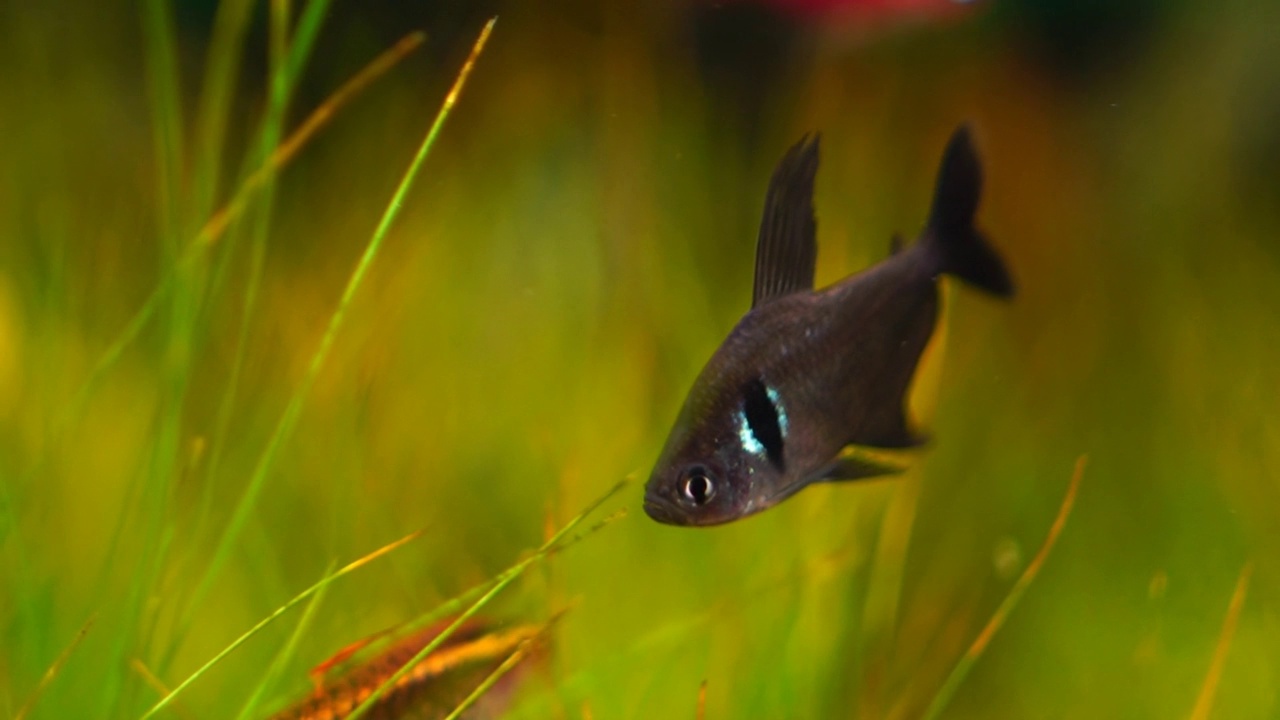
[644,125,1013,527]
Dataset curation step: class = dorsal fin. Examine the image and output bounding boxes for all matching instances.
[752,133,819,308]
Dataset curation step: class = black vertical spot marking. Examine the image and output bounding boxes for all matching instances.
[743,378,785,471]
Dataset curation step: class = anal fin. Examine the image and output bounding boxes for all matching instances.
[819,452,906,483]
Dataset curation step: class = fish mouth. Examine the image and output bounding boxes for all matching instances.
[644,495,736,527]
[642,496,683,525]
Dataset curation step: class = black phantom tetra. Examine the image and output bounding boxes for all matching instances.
[644,125,1014,527]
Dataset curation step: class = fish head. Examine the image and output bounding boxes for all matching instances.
[644,374,790,527]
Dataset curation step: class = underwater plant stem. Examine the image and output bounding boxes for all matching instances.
[346,477,625,720]
[13,614,95,720]
[194,30,424,251]
[185,25,425,599]
[45,6,413,487]
[1189,560,1253,720]
[182,14,477,645]
[232,559,338,720]
[919,455,1085,720]
[157,0,338,682]
[139,531,421,719]
[96,1,186,715]
[439,618,558,720]
[192,0,253,223]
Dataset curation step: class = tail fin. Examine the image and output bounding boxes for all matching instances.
[923,124,1015,298]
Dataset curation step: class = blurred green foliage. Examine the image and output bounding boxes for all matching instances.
[1,0,1278,717]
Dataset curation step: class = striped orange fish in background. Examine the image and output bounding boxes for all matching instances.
[268,618,547,720]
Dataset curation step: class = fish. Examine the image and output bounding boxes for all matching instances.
[643,124,1014,527]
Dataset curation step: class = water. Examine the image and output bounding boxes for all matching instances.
[1,1,1276,717]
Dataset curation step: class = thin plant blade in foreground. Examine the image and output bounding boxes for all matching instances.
[58,28,426,444]
[231,559,340,720]
[140,531,422,718]
[438,616,559,720]
[13,614,96,720]
[185,17,495,631]
[345,478,627,720]
[1188,560,1254,720]
[269,618,550,720]
[917,455,1087,720]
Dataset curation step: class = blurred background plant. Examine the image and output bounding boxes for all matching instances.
[1,0,1278,717]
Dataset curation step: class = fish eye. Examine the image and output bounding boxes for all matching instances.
[681,468,716,506]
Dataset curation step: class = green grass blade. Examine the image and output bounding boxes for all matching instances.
[345,475,625,720]
[918,456,1086,720]
[32,25,416,493]
[232,559,338,720]
[188,0,298,614]
[179,23,426,612]
[197,0,329,315]
[182,14,494,636]
[194,29,424,251]
[29,0,348,486]
[140,0,185,251]
[188,0,359,576]
[440,613,565,720]
[152,0,305,685]
[191,0,254,222]
[139,530,421,719]
[97,1,187,714]
[270,0,289,76]
[279,0,335,92]
[855,472,922,713]
[13,615,95,720]
[391,505,629,649]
